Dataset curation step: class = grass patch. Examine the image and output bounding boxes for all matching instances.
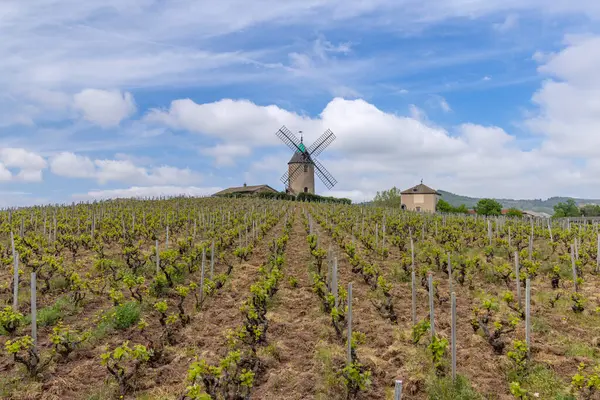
[564,342,598,358]
[509,363,569,399]
[24,295,76,327]
[112,301,141,330]
[314,341,344,400]
[89,301,141,342]
[531,316,551,334]
[426,374,483,400]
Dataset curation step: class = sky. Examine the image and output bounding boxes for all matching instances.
[1,0,600,206]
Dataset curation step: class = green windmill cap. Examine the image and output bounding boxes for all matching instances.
[298,143,306,152]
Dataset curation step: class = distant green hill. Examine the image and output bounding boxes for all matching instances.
[438,190,600,215]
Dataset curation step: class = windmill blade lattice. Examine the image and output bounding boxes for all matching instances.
[311,157,337,189]
[280,163,302,185]
[307,129,335,158]
[276,126,303,153]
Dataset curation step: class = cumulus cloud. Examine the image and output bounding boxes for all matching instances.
[0,164,12,182]
[526,34,600,157]
[73,89,136,127]
[50,152,202,186]
[151,95,575,199]
[0,148,47,182]
[49,152,96,178]
[199,144,252,167]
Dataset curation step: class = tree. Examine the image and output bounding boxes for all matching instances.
[454,204,469,214]
[373,187,402,208]
[553,199,581,218]
[436,199,453,213]
[475,199,502,216]
[506,208,523,218]
[580,204,600,217]
[436,199,469,214]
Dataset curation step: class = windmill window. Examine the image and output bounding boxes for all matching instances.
[304,187,308,193]
[304,164,308,172]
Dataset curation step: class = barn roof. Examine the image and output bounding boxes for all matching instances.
[401,183,440,195]
[213,184,278,196]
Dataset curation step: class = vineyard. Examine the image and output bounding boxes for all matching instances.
[1,197,600,400]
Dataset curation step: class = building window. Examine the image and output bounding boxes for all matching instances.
[304,164,308,172]
[304,187,308,193]
[416,206,421,212]
[401,204,406,210]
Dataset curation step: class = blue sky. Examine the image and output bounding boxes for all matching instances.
[1,0,600,205]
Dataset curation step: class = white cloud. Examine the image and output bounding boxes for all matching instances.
[199,144,252,167]
[50,152,203,186]
[146,98,318,146]
[0,148,47,182]
[73,89,136,127]
[0,164,12,182]
[0,148,46,170]
[50,152,96,178]
[526,34,600,157]
[150,95,579,199]
[74,185,223,200]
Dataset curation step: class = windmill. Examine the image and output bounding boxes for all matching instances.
[275,125,337,194]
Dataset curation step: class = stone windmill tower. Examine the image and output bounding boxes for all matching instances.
[275,126,337,195]
[287,144,315,194]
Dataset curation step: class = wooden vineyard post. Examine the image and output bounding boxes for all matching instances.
[448,254,453,294]
[31,272,37,349]
[166,226,169,249]
[514,251,521,308]
[10,231,15,262]
[597,234,600,274]
[394,380,403,400]
[13,252,19,311]
[210,241,215,280]
[428,273,435,338]
[571,244,578,292]
[525,278,531,358]
[375,223,379,248]
[548,219,553,242]
[410,234,415,268]
[411,270,417,327]
[528,235,533,262]
[508,226,511,248]
[200,248,206,306]
[155,240,160,275]
[487,220,492,246]
[451,292,457,382]
[332,257,339,308]
[347,282,353,366]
